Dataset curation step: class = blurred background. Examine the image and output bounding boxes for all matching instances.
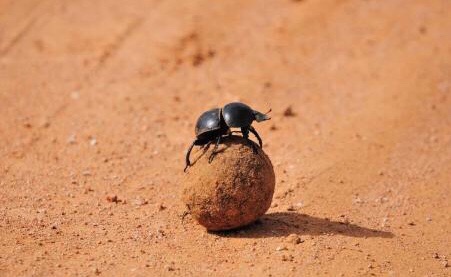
[1,0,450,276]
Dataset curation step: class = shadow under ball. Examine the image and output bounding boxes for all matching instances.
[182,136,275,231]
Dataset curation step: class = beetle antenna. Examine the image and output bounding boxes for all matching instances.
[265,108,272,115]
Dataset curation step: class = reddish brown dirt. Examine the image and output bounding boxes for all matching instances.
[0,0,450,276]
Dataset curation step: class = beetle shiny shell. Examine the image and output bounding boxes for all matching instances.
[223,102,255,128]
[195,108,222,137]
[184,102,271,172]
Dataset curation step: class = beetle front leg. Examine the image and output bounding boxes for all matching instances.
[208,136,221,163]
[184,139,198,172]
[200,140,213,149]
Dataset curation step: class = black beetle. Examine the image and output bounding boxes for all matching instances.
[184,102,271,172]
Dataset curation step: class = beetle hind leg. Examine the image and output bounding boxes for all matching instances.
[241,127,258,153]
[249,126,263,148]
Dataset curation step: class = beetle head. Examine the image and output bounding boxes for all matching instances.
[254,108,271,122]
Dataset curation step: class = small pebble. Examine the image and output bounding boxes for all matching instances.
[285,234,303,244]
[90,138,97,146]
[67,134,77,144]
[281,254,294,262]
[283,106,296,117]
[106,195,119,203]
[353,197,364,204]
[165,265,175,271]
[70,91,80,100]
[158,203,166,211]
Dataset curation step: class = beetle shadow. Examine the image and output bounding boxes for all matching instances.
[210,212,394,239]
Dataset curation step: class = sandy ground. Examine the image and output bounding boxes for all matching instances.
[1,0,450,276]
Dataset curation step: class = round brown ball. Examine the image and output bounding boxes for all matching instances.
[182,136,275,231]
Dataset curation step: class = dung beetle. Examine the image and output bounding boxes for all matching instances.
[184,102,271,172]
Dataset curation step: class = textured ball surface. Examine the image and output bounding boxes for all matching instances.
[182,136,275,231]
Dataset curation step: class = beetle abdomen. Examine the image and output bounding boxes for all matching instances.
[222,102,254,128]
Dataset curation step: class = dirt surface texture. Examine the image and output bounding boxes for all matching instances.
[183,136,275,231]
[1,0,450,276]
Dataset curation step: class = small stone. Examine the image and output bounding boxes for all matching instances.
[432,253,440,259]
[82,170,91,176]
[136,198,148,206]
[276,246,288,251]
[282,254,294,262]
[70,91,80,100]
[39,119,50,128]
[157,229,166,238]
[353,197,364,204]
[283,106,296,117]
[106,195,119,203]
[67,134,77,144]
[165,265,175,271]
[89,138,97,146]
[285,234,303,244]
[442,260,449,268]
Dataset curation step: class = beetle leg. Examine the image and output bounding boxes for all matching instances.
[208,136,221,163]
[249,126,263,148]
[184,140,197,172]
[241,127,258,153]
[201,140,213,149]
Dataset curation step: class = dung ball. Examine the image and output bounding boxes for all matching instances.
[182,135,275,231]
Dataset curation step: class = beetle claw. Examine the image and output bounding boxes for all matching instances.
[247,140,258,153]
[208,153,215,163]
